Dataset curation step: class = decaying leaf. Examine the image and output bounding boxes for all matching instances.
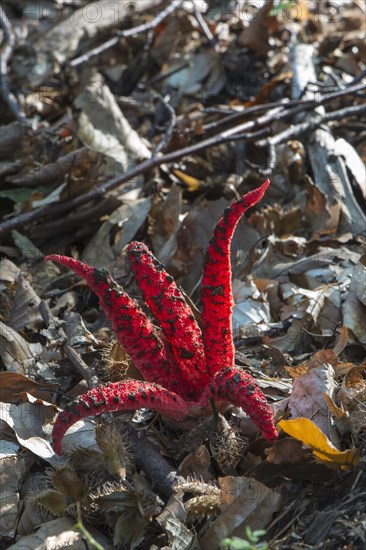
[75,73,151,165]
[286,361,337,437]
[200,476,282,547]
[0,321,43,374]
[0,372,58,405]
[340,364,366,435]
[0,441,27,539]
[1,2,365,548]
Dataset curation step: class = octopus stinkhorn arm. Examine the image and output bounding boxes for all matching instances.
[201,180,270,376]
[45,255,187,395]
[52,380,190,455]
[201,366,277,441]
[128,242,209,397]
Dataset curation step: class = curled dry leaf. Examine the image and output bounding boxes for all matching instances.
[249,437,336,485]
[5,517,113,550]
[0,441,26,539]
[333,325,349,356]
[0,372,58,405]
[0,320,43,375]
[323,393,353,438]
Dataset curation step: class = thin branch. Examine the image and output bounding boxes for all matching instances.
[147,60,190,85]
[202,81,365,133]
[31,196,119,239]
[348,67,366,86]
[70,0,184,67]
[0,83,364,237]
[192,4,217,49]
[257,103,366,148]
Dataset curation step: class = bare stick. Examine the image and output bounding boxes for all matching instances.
[0,83,363,238]
[257,103,366,148]
[70,0,184,67]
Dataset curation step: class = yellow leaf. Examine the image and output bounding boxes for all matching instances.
[172,169,202,191]
[278,418,359,467]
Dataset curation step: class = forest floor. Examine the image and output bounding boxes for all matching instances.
[0,1,365,549]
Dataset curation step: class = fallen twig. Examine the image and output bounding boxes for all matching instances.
[0,83,363,237]
[257,103,366,148]
[70,0,184,67]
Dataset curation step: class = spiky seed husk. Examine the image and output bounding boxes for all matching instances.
[95,421,134,480]
[98,340,129,382]
[184,494,222,520]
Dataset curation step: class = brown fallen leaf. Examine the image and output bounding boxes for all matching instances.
[0,372,58,405]
[0,441,27,539]
[323,393,353,438]
[200,475,282,547]
[248,437,336,485]
[333,325,349,356]
[6,517,114,550]
[0,320,43,374]
[238,0,274,55]
[178,444,213,482]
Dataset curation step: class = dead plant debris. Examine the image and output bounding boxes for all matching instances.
[0,1,365,549]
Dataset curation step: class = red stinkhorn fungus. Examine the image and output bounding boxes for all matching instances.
[46,179,277,455]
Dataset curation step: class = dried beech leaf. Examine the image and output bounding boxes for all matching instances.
[323,393,353,437]
[200,476,282,547]
[287,362,336,436]
[75,74,150,163]
[113,510,148,549]
[6,517,113,550]
[9,273,42,330]
[341,364,366,409]
[343,265,366,344]
[178,444,213,481]
[156,512,195,549]
[0,372,57,404]
[0,402,56,461]
[249,438,336,484]
[82,197,151,268]
[0,320,42,374]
